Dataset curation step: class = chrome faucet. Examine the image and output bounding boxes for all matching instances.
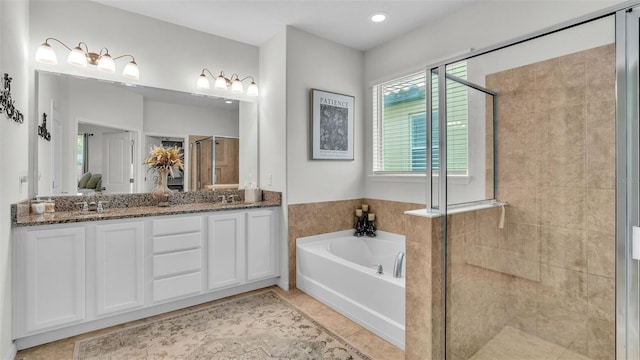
[393,252,405,278]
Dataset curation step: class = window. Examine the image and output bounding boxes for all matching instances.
[76,134,88,180]
[373,62,468,175]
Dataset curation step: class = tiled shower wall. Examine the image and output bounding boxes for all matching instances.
[288,198,422,289]
[483,43,616,359]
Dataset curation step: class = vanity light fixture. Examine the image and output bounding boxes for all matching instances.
[35,38,140,80]
[197,69,259,96]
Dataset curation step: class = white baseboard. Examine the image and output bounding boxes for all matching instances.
[276,278,289,290]
[4,342,17,360]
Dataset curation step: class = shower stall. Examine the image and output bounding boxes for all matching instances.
[189,136,240,191]
[407,4,640,358]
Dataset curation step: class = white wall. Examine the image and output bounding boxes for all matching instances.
[143,100,238,138]
[259,29,288,288]
[29,0,258,100]
[0,1,30,358]
[363,0,624,204]
[239,101,258,187]
[285,27,364,205]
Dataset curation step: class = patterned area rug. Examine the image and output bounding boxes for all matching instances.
[73,291,372,360]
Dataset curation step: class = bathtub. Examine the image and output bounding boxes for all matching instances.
[296,230,405,349]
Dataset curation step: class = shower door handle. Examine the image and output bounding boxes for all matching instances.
[633,226,640,260]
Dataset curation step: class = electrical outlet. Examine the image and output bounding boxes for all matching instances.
[267,173,273,186]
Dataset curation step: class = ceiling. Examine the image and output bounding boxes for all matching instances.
[92,0,478,51]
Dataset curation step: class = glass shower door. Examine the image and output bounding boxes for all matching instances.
[439,15,617,360]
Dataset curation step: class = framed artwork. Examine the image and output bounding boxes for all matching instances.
[310,89,355,160]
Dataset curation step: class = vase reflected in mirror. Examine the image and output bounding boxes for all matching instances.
[152,169,173,206]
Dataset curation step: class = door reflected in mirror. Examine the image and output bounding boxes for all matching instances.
[77,122,136,195]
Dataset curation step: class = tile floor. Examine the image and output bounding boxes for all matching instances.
[15,286,405,360]
[469,326,592,360]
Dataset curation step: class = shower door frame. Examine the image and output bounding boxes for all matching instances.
[422,1,640,358]
[618,7,640,360]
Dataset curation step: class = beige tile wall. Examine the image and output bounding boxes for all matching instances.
[405,214,441,360]
[405,208,511,360]
[447,208,512,360]
[483,43,616,359]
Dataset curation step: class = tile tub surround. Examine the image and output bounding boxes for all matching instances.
[12,190,281,226]
[288,198,422,289]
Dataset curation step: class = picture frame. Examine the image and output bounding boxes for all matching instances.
[310,88,355,160]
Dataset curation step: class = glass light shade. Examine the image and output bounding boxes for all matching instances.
[247,81,259,96]
[35,43,58,65]
[97,54,116,73]
[67,46,88,67]
[122,61,139,80]
[231,78,243,93]
[214,74,228,90]
[197,74,210,89]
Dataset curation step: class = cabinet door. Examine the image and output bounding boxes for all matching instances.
[21,226,85,334]
[208,212,245,290]
[246,210,278,281]
[95,221,145,316]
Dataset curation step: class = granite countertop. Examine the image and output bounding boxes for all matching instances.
[14,200,280,227]
[12,190,282,227]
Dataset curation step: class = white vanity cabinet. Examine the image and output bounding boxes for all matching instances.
[151,215,204,303]
[208,212,245,290]
[94,221,145,316]
[14,225,86,336]
[247,209,278,281]
[13,206,280,349]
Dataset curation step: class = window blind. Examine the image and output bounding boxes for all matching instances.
[372,62,468,174]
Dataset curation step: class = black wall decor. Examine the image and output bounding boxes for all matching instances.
[0,73,24,123]
[38,113,51,141]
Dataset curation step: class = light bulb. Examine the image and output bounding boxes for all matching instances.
[97,53,116,73]
[231,78,243,93]
[197,73,210,89]
[67,46,88,67]
[35,42,58,65]
[247,81,259,96]
[214,74,227,90]
[370,12,387,23]
[122,60,139,80]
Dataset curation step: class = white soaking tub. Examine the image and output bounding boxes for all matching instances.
[296,230,406,349]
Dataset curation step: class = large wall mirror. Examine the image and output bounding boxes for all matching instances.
[34,70,258,196]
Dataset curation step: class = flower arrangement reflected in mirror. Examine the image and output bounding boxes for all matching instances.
[144,145,184,206]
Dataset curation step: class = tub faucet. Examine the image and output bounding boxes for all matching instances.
[393,252,405,278]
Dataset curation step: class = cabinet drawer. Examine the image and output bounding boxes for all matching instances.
[152,232,201,254]
[153,216,201,236]
[153,249,202,278]
[152,272,202,303]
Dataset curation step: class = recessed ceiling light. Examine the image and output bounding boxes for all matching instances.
[370,12,387,23]
[225,100,233,104]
